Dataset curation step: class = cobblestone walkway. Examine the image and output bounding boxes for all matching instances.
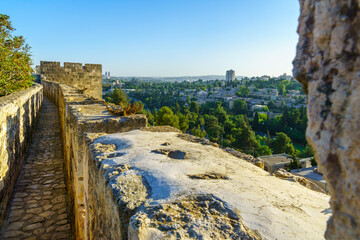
[0,98,72,240]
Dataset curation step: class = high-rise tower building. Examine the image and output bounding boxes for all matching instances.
[226,69,235,82]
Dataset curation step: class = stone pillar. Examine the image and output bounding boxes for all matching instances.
[293,0,360,239]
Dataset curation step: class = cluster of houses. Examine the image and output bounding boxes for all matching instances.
[102,76,307,121]
[258,153,328,193]
[102,79,123,95]
[178,82,306,120]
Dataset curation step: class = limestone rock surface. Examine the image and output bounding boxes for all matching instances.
[92,130,330,240]
[273,168,325,193]
[293,1,360,239]
[128,194,262,240]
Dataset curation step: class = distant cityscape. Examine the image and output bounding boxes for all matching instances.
[102,70,304,116]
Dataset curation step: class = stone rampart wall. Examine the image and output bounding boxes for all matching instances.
[42,80,147,239]
[40,61,102,99]
[0,84,43,226]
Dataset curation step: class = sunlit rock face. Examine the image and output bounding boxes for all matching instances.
[293,0,360,239]
[93,130,330,240]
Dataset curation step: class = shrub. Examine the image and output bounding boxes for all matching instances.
[286,154,302,171]
[310,157,317,166]
[105,102,144,116]
[155,106,180,129]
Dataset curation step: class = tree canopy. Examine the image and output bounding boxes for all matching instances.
[272,132,295,155]
[0,14,34,96]
[232,99,248,115]
[155,107,180,129]
[106,87,129,106]
[236,86,250,97]
[104,78,310,159]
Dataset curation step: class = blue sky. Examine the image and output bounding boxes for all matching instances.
[2,0,300,77]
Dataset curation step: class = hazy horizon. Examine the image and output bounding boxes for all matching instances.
[105,74,284,79]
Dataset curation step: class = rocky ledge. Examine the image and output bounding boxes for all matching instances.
[89,128,330,240]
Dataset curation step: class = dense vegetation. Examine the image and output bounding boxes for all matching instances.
[0,14,34,96]
[104,78,314,159]
[104,87,144,116]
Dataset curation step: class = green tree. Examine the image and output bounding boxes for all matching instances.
[186,93,190,105]
[286,154,302,170]
[267,100,275,110]
[197,115,205,127]
[258,113,268,121]
[0,14,34,96]
[253,112,260,129]
[174,102,181,114]
[261,106,269,112]
[298,143,315,158]
[266,130,271,147]
[204,115,223,142]
[236,86,250,97]
[231,115,258,153]
[190,101,199,115]
[284,143,296,156]
[177,113,189,133]
[232,99,248,115]
[232,125,258,153]
[278,84,286,95]
[280,107,290,127]
[106,87,129,106]
[255,144,272,157]
[191,126,206,138]
[181,105,191,116]
[310,157,317,166]
[224,119,236,138]
[155,107,179,129]
[214,103,228,124]
[272,132,295,155]
[188,112,198,129]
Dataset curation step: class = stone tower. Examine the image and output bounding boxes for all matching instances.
[40,61,102,99]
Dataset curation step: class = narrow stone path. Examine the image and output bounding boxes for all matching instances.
[0,97,72,240]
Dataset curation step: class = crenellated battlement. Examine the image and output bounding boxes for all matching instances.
[40,61,102,99]
[40,61,102,72]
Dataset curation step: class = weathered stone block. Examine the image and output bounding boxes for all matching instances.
[0,84,43,227]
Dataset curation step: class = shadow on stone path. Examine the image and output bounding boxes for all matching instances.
[0,97,72,240]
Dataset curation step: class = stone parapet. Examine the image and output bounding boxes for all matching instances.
[42,80,147,239]
[0,84,43,226]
